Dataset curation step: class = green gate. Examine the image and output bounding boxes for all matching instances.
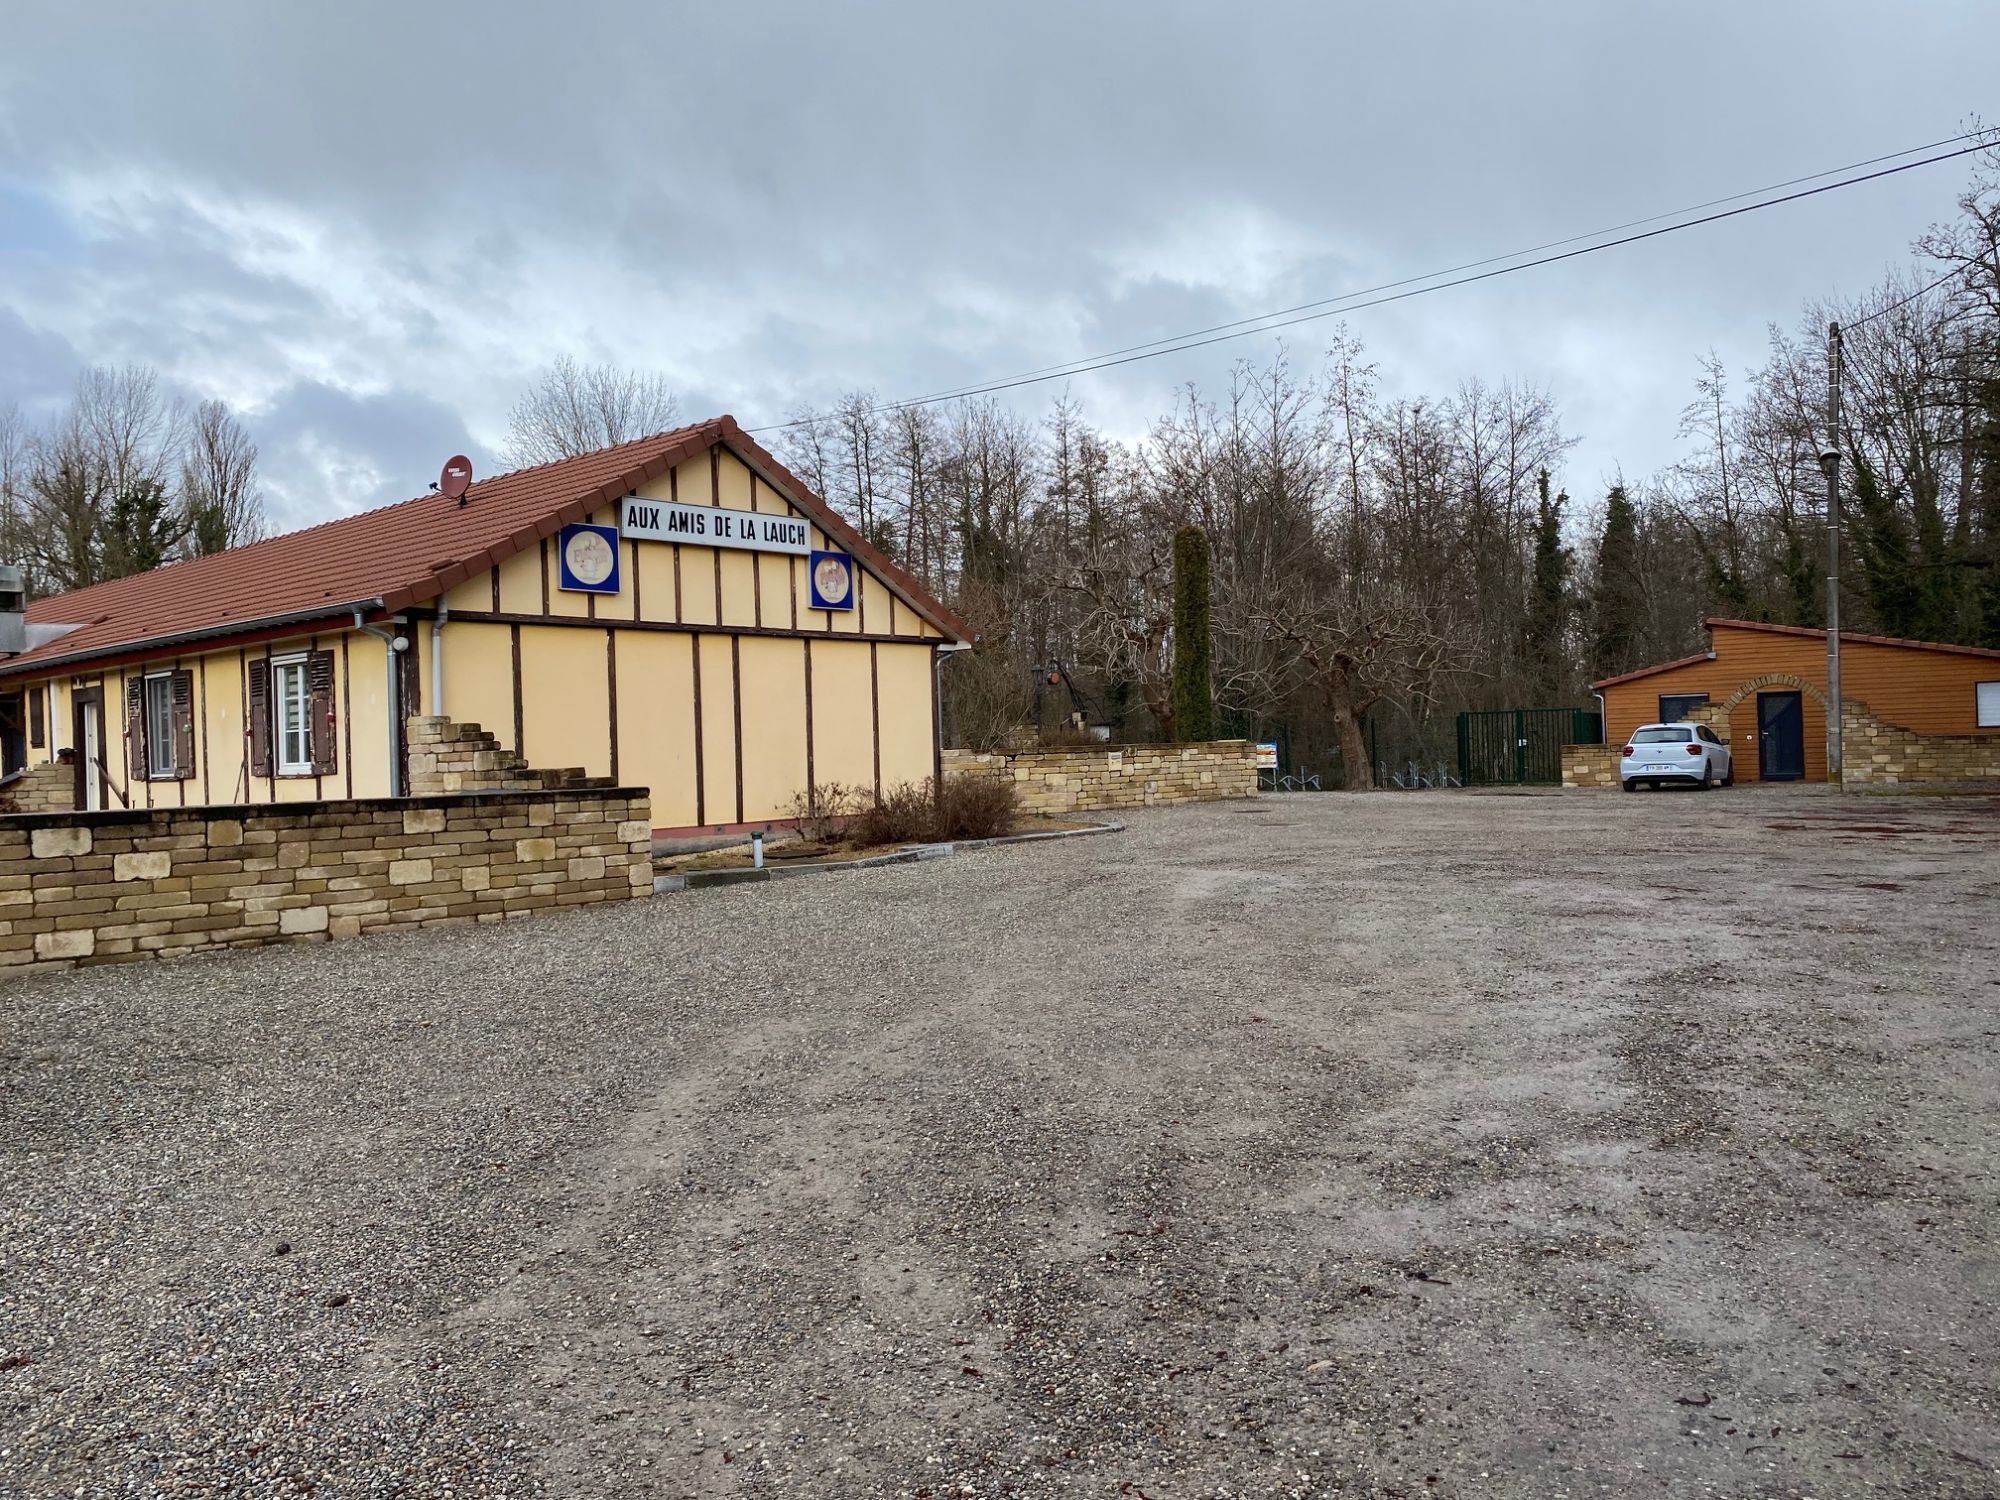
[1456,708,1602,786]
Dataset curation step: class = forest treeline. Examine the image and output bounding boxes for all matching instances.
[5,158,1998,787]
[776,159,2000,783]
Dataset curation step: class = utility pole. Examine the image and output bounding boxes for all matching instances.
[1819,320,1844,784]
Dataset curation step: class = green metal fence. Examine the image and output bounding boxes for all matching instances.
[1456,708,1602,786]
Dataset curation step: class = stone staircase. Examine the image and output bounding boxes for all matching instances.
[405,716,617,795]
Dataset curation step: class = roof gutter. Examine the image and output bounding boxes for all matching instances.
[352,602,409,797]
[0,601,387,682]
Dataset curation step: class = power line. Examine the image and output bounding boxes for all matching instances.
[1842,262,1974,331]
[746,135,1991,436]
[888,132,1984,410]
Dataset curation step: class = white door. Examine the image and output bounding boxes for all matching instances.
[80,701,102,811]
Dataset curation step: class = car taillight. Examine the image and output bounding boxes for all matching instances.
[1686,743,1702,755]
[1621,744,1635,756]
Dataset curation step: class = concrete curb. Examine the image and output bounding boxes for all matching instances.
[654,819,1125,893]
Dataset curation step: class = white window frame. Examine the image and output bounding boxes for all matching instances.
[1979,681,2000,729]
[272,654,314,776]
[143,672,176,780]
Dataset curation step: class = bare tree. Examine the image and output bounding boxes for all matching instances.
[181,399,265,556]
[503,355,680,466]
[1242,581,1462,789]
[0,404,25,569]
[22,402,112,594]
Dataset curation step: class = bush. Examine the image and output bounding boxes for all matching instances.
[852,780,938,846]
[937,773,1019,840]
[785,782,861,843]
[851,774,1021,846]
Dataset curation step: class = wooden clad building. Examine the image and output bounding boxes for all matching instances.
[0,418,971,833]
[1594,617,2000,783]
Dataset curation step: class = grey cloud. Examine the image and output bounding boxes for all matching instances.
[1,0,1994,523]
[253,380,481,528]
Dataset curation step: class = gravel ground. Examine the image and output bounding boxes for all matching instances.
[3,785,1998,1499]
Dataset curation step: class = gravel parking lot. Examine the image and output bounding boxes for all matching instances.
[3,785,1998,1499]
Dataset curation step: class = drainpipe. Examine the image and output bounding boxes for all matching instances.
[430,599,448,718]
[353,603,409,796]
[933,640,971,754]
[1591,689,1609,745]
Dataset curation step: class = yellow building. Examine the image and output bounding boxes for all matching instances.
[0,418,970,833]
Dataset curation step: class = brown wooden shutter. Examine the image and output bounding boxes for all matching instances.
[172,669,196,780]
[309,651,337,776]
[247,658,271,777]
[28,686,44,749]
[124,675,145,780]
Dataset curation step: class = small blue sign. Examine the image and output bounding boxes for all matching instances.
[809,550,855,612]
[557,523,621,595]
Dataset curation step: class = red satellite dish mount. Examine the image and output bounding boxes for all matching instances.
[439,455,473,500]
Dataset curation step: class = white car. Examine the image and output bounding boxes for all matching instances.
[1620,722,1733,791]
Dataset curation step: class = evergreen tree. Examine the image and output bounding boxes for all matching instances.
[101,477,187,579]
[1591,484,1642,679]
[1522,471,1571,701]
[1170,524,1214,741]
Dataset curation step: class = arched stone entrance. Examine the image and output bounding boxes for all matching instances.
[1716,672,1830,717]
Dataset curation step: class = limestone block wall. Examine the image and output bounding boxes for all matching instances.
[1560,744,1617,788]
[1,787,653,975]
[3,759,76,814]
[942,741,1258,815]
[405,716,540,795]
[1842,698,2000,785]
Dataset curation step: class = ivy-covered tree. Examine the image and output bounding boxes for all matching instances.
[1591,483,1642,679]
[1521,470,1571,701]
[1850,456,1920,638]
[1171,524,1214,742]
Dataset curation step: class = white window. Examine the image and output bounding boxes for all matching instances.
[273,657,313,775]
[144,673,176,779]
[1979,681,2000,729]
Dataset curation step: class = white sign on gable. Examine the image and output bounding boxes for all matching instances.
[620,497,811,555]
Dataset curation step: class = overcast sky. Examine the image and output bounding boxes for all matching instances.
[2,2,1993,533]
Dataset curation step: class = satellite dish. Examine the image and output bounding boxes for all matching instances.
[439,455,473,500]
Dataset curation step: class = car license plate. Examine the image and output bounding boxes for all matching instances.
[1645,763,1675,772]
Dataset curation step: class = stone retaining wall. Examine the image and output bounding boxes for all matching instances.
[1,786,653,974]
[1842,699,2000,784]
[942,741,1258,815]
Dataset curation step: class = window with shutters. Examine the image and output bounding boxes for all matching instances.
[273,656,313,775]
[143,674,176,779]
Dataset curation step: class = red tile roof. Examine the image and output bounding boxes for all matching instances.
[1589,615,2000,689]
[1588,650,1715,691]
[3,416,969,678]
[1702,615,2000,658]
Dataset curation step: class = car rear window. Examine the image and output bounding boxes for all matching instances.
[1632,727,1691,743]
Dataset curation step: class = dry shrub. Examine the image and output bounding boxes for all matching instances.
[937,773,1019,839]
[851,774,1021,845]
[786,782,861,843]
[852,781,937,845]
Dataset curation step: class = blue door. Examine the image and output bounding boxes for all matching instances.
[1758,691,1804,781]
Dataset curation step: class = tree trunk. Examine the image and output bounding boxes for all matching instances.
[1334,700,1371,790]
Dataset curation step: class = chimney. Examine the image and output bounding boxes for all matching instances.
[0,564,22,657]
